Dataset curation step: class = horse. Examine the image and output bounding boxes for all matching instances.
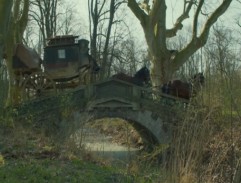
[161,73,205,100]
[112,66,150,87]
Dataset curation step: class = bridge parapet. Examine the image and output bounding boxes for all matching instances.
[9,78,185,146]
[84,78,146,110]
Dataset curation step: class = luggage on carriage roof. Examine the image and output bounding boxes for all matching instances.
[46,35,78,46]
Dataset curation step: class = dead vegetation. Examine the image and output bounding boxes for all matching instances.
[89,118,144,149]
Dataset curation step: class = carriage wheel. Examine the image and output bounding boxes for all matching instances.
[22,72,56,100]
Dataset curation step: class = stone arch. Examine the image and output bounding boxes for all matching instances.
[64,108,172,147]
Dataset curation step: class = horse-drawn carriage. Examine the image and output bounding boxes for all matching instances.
[12,35,100,100]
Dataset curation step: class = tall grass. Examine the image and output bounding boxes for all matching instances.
[166,96,214,183]
[161,70,241,183]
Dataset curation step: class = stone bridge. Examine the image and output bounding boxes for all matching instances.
[13,79,187,146]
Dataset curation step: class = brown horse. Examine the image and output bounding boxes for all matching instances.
[161,73,205,100]
[112,66,150,87]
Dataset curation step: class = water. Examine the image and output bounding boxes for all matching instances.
[74,127,168,182]
[77,127,140,165]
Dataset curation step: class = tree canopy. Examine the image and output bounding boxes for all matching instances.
[127,0,234,86]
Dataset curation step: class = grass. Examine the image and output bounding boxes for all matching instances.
[0,121,131,183]
[0,118,163,183]
[1,83,241,183]
[0,158,130,183]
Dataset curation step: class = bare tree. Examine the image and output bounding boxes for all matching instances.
[28,0,85,54]
[207,26,238,77]
[57,4,78,35]
[0,0,29,105]
[0,0,29,58]
[110,37,147,75]
[0,0,13,61]
[88,0,125,79]
[0,0,13,108]
[29,0,58,46]
[128,0,234,87]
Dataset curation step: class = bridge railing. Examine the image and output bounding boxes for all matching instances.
[83,78,188,111]
[6,78,189,120]
[83,78,144,109]
[140,86,189,103]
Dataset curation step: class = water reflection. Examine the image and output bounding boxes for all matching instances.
[78,127,140,165]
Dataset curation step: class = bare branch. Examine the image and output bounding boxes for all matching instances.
[166,0,195,37]
[139,0,150,14]
[198,0,233,47]
[127,0,148,26]
[193,0,204,38]
[173,0,233,71]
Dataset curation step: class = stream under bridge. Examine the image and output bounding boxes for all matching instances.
[11,78,188,145]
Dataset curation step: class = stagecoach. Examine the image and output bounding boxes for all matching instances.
[12,35,100,100]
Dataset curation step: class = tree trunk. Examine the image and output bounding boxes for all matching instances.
[150,57,171,87]
[88,0,99,60]
[2,0,30,105]
[0,0,13,59]
[100,0,115,79]
[0,0,14,106]
[128,0,233,86]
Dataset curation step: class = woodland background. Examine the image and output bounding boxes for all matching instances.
[0,0,241,183]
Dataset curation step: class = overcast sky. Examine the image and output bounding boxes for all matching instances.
[72,1,240,42]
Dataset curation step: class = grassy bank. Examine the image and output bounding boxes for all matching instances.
[0,122,132,183]
[0,158,128,183]
[0,119,164,183]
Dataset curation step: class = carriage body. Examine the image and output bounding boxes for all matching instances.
[43,35,91,82]
[11,35,98,100]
